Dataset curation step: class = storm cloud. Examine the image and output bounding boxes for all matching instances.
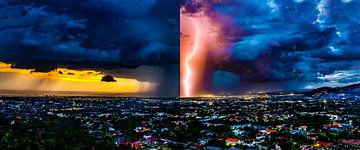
[0,0,179,70]
[182,0,360,92]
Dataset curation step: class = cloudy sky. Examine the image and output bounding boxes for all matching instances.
[0,0,179,96]
[181,0,360,95]
[1,0,359,96]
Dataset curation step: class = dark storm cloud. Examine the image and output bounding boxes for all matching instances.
[211,70,240,92]
[182,0,360,91]
[101,75,116,82]
[0,0,179,71]
[104,64,180,96]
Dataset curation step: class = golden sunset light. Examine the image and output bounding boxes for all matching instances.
[0,62,155,94]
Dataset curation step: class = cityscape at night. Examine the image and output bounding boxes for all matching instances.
[0,0,360,149]
[0,84,359,149]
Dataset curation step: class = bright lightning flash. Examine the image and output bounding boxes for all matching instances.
[184,18,200,97]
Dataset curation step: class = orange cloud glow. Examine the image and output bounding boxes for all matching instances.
[0,62,155,95]
[180,10,225,97]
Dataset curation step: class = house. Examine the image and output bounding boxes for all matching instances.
[226,138,240,146]
[265,129,276,134]
[114,137,130,146]
[233,129,246,136]
[199,138,211,145]
[146,137,158,145]
[132,141,144,149]
[298,125,307,131]
[314,141,334,148]
[341,139,360,145]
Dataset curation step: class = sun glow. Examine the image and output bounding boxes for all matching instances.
[0,62,155,94]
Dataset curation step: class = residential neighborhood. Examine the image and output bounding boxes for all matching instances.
[0,93,359,149]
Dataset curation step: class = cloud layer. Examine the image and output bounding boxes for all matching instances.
[182,0,360,92]
[0,0,179,70]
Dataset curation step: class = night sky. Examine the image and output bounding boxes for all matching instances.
[181,0,360,94]
[0,0,179,96]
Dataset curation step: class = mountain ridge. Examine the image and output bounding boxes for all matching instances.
[306,83,360,95]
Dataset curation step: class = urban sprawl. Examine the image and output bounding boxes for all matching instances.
[0,93,359,149]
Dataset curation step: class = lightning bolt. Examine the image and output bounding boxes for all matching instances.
[184,18,200,97]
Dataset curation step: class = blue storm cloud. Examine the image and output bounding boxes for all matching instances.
[182,0,360,91]
[211,70,240,92]
[0,0,179,71]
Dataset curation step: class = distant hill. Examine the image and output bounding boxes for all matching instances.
[306,83,360,95]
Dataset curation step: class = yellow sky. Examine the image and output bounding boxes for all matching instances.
[0,62,155,94]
